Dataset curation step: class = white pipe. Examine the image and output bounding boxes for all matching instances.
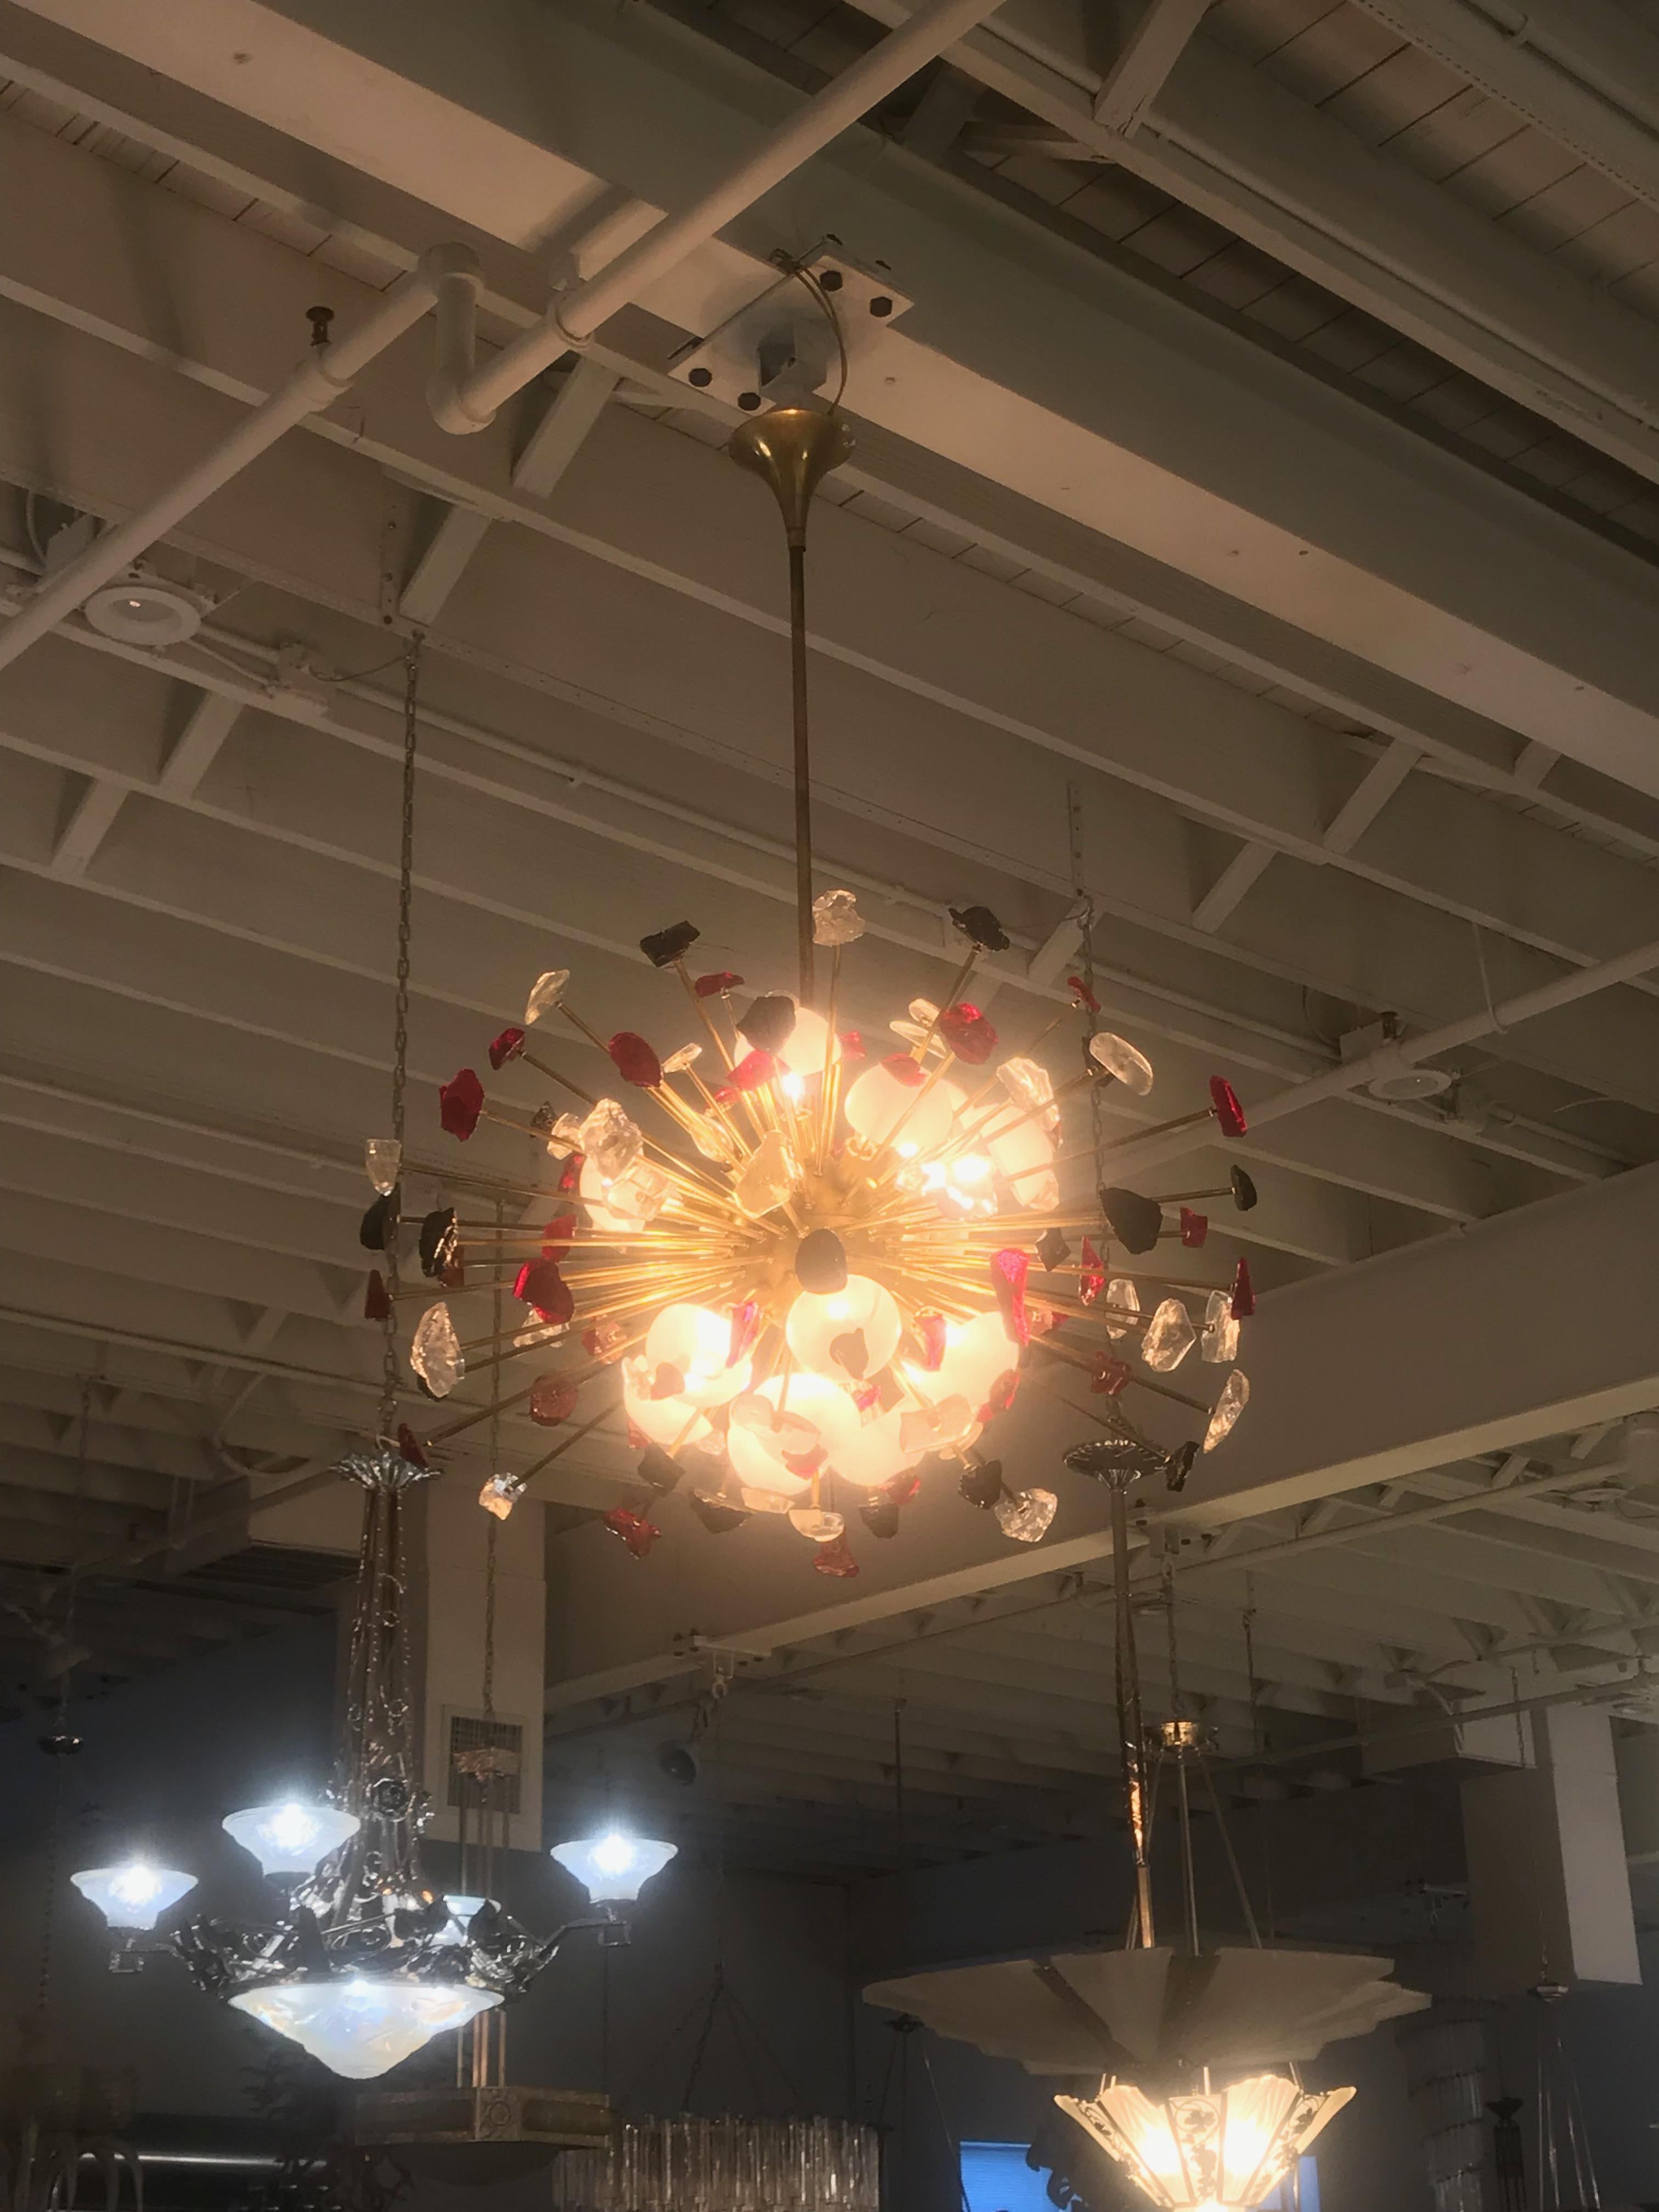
[1105,927,1659,1177]
[0,244,472,673]
[445,0,1009,430]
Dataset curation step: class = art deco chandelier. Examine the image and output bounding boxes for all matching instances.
[380,408,1257,1566]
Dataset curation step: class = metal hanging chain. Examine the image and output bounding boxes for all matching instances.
[36,1375,94,2020]
[1163,1556,1186,1719]
[482,1198,503,1722]
[1066,785,1107,1183]
[378,632,423,1438]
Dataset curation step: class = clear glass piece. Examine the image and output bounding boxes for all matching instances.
[70,1864,196,1931]
[222,1801,360,1877]
[1204,1368,1250,1452]
[549,1833,678,1904]
[578,1098,643,1186]
[1088,1031,1155,1094]
[1103,1278,1140,1339]
[733,1130,798,1218]
[995,1487,1057,1543]
[410,1302,463,1396]
[543,1111,585,1159]
[524,969,570,1024]
[788,1507,845,1543]
[230,1979,498,2080]
[363,1138,402,1195]
[812,888,865,946]
[1142,1297,1197,1371]
[479,1471,526,1520]
[1202,1288,1240,1364]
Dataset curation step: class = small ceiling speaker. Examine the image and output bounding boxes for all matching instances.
[1367,1064,1452,1103]
[83,573,213,648]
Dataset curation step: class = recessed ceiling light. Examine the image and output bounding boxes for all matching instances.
[83,576,211,647]
[1368,1065,1453,1102]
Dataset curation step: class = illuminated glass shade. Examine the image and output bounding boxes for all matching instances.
[222,1801,360,1877]
[229,1978,499,2079]
[436,1894,489,1946]
[1057,2074,1354,2210]
[71,1863,196,1931]
[550,1832,677,1903]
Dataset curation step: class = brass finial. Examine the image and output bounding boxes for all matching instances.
[727,407,854,545]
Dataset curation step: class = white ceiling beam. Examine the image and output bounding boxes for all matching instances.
[1093,0,1210,130]
[400,358,621,624]
[48,771,126,877]
[1191,839,1274,934]
[1351,0,1659,216]
[0,115,1649,1105]
[18,0,1659,799]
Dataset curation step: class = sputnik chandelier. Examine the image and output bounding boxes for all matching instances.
[382,408,1257,1568]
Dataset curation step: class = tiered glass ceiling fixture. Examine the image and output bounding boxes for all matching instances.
[71,635,674,2083]
[381,408,1256,1566]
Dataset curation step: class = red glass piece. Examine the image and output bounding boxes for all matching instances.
[396,1424,429,1468]
[438,1068,485,1141]
[718,1049,777,1101]
[853,1382,882,1412]
[558,1152,583,1194]
[1066,974,1101,1014]
[608,1031,664,1088]
[1091,1356,1132,1398]
[542,1210,578,1257]
[1180,1207,1209,1248]
[881,1051,926,1088]
[916,1311,947,1372]
[814,1537,861,1579]
[1209,1076,1248,1138]
[648,1362,686,1401]
[983,1368,1020,1419]
[364,1270,390,1323]
[514,1258,574,1325]
[991,1247,1030,1347]
[838,1029,866,1060]
[727,1299,761,1369]
[529,1376,579,1426]
[938,1001,998,1065]
[488,1026,526,1070]
[1079,1237,1105,1307]
[1231,1256,1256,1319]
[695,970,744,997]
[781,1446,826,1479]
[603,1506,659,1559]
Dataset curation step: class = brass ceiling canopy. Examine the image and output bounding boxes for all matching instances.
[727,405,855,547]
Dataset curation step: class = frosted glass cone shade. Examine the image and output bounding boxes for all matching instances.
[229,1978,498,2079]
[550,1833,678,1903]
[71,1864,196,1931]
[643,1304,751,1407]
[222,1801,359,1877]
[1057,2074,1355,2210]
[786,1276,902,1384]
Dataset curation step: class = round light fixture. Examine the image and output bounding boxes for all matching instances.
[1367,1064,1452,1102]
[83,575,212,647]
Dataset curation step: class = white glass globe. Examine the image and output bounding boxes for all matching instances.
[621,1363,713,1452]
[843,1064,961,1154]
[71,1863,196,1932]
[550,1832,678,1903]
[222,1802,360,1878]
[977,1101,1057,1207]
[775,1006,840,1080]
[642,1304,751,1407]
[230,1978,498,2079]
[930,1311,1019,1417]
[727,1374,860,1495]
[785,1276,902,1384]
[828,1408,923,1490]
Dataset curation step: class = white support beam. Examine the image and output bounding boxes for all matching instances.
[1321,737,1422,858]
[1094,0,1211,131]
[160,689,241,799]
[400,359,622,624]
[1191,838,1275,934]
[48,772,126,876]
[1353,0,1659,216]
[18,0,1659,797]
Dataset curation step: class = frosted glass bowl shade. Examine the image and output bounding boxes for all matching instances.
[229,1978,499,2079]
[550,1832,678,1903]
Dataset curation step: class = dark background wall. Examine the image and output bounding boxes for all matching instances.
[3,1622,1657,2210]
